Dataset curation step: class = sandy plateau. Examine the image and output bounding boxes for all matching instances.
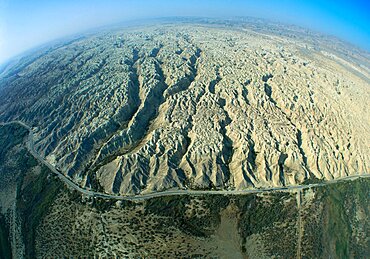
[0,19,369,195]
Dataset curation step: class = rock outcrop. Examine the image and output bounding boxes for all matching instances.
[0,19,369,194]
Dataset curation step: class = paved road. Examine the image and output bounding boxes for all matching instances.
[1,120,369,201]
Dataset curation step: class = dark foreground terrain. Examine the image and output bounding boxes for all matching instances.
[0,121,369,258]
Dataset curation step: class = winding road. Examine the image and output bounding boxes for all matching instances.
[1,120,369,201]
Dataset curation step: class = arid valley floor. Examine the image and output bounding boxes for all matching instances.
[0,18,369,258]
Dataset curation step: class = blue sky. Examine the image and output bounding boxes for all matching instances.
[0,0,369,64]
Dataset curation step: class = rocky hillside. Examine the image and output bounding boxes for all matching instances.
[0,19,369,195]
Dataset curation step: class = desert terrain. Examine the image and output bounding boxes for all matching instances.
[0,19,368,195]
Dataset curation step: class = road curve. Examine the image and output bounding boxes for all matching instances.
[1,120,369,201]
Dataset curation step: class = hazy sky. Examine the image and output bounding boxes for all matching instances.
[0,0,369,64]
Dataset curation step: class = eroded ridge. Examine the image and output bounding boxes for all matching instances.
[0,21,369,195]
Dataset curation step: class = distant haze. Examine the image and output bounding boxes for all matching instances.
[0,0,369,64]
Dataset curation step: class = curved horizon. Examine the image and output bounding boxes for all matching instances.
[0,0,369,65]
